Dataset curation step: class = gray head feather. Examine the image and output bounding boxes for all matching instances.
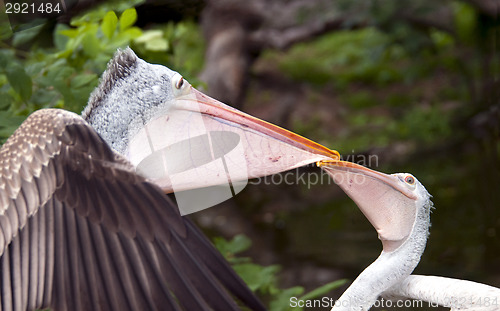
[82,48,138,120]
[82,48,180,154]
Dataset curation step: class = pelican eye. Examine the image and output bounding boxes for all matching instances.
[175,76,184,89]
[404,175,415,185]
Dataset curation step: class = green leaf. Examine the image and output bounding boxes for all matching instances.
[0,50,15,69]
[71,74,98,89]
[63,34,84,57]
[46,65,75,88]
[59,28,79,39]
[134,29,168,51]
[0,92,14,110]
[82,32,101,58]
[0,111,26,140]
[114,0,145,11]
[54,24,71,50]
[30,89,60,108]
[12,25,43,47]
[0,22,13,41]
[135,29,163,43]
[269,287,305,311]
[120,27,142,40]
[299,279,348,301]
[5,64,32,101]
[107,27,142,51]
[102,11,118,39]
[0,113,26,127]
[46,66,76,105]
[233,263,280,292]
[71,11,106,26]
[145,38,168,51]
[69,84,96,111]
[214,234,252,259]
[120,8,137,31]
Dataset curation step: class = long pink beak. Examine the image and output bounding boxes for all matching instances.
[190,88,340,159]
[127,84,340,195]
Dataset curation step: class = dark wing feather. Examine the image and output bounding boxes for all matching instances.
[0,109,265,310]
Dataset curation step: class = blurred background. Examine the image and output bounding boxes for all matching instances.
[0,0,498,310]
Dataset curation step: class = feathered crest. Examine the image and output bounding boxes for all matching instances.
[82,48,138,119]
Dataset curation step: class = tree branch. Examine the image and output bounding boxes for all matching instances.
[249,17,367,51]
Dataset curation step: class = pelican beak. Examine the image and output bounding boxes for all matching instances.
[127,83,339,199]
[319,160,417,252]
[188,87,339,160]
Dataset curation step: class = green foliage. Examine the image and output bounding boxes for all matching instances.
[133,21,205,83]
[261,3,484,154]
[120,8,138,31]
[344,91,376,109]
[56,7,142,66]
[0,2,205,144]
[269,287,305,311]
[0,6,138,142]
[299,280,347,301]
[267,28,406,88]
[234,263,282,293]
[0,111,25,141]
[4,63,32,101]
[69,0,144,25]
[135,30,169,51]
[398,105,452,143]
[214,234,346,310]
[214,233,252,257]
[214,234,284,296]
[453,1,478,44]
[102,11,118,39]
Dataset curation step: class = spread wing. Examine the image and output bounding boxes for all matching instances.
[0,109,265,311]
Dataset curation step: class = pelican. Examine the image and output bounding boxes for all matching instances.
[320,160,500,311]
[0,48,339,310]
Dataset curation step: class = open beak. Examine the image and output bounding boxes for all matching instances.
[319,160,417,252]
[126,83,339,197]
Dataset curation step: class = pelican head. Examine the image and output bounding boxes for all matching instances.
[82,48,185,155]
[319,160,433,252]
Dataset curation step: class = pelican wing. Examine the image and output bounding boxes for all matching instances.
[0,109,264,311]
